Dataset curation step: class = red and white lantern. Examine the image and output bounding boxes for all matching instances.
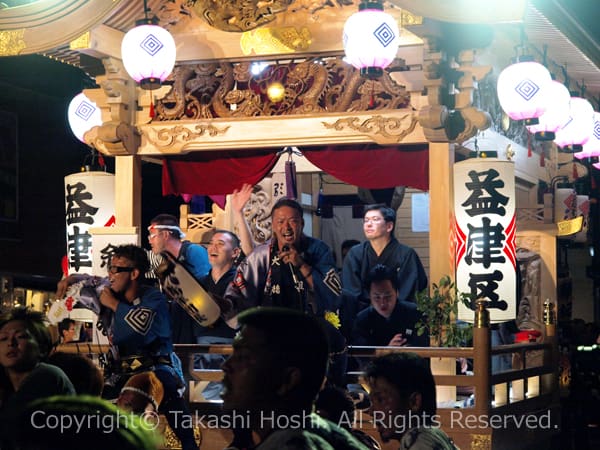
[454,159,516,323]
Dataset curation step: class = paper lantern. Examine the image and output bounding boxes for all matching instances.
[526,80,571,141]
[343,1,399,78]
[67,93,102,143]
[454,159,516,323]
[497,58,552,123]
[121,22,176,90]
[575,112,600,160]
[64,171,115,275]
[554,97,594,151]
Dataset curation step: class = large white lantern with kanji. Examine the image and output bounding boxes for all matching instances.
[454,159,516,323]
[64,171,115,275]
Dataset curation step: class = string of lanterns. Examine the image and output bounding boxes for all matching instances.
[496,45,598,165]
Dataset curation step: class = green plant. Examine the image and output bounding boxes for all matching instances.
[415,275,473,347]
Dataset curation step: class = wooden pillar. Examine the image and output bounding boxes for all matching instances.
[115,155,142,242]
[473,300,491,416]
[428,142,455,284]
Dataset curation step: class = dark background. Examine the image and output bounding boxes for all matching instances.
[0,56,182,288]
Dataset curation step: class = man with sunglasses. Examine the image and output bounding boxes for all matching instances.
[56,244,199,450]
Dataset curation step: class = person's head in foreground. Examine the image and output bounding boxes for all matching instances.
[0,307,53,378]
[365,352,437,443]
[116,371,165,415]
[7,395,159,450]
[221,307,329,434]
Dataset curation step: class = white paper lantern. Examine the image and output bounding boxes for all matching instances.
[121,22,176,90]
[454,159,516,323]
[526,80,571,141]
[64,171,115,275]
[575,112,600,160]
[554,97,594,151]
[67,93,102,143]
[343,1,399,78]
[497,59,552,123]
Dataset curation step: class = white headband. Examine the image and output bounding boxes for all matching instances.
[120,386,159,411]
[148,224,186,238]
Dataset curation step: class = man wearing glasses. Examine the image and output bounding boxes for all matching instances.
[56,244,199,450]
[340,204,427,338]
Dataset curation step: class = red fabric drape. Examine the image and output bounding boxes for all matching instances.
[303,144,429,191]
[162,150,279,196]
[162,144,429,196]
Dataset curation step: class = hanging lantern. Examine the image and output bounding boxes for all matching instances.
[554,97,594,152]
[67,92,103,143]
[454,158,516,323]
[342,0,399,78]
[496,56,552,124]
[121,2,176,90]
[526,80,571,141]
[575,112,600,160]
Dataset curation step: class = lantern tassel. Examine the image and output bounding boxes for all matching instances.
[573,162,578,180]
[527,134,532,158]
[369,81,375,108]
[149,93,155,119]
[539,149,545,167]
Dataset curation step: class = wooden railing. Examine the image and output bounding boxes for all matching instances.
[56,303,560,450]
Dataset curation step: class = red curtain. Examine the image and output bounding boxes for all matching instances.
[162,144,429,196]
[303,144,428,191]
[162,150,279,196]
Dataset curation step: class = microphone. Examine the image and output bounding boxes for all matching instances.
[282,245,300,286]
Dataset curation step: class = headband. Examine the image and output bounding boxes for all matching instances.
[120,386,159,411]
[148,224,186,238]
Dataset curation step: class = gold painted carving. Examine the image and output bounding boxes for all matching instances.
[401,10,423,26]
[154,124,231,149]
[470,434,492,449]
[69,32,90,51]
[240,27,312,55]
[190,0,294,32]
[322,114,419,144]
[0,29,26,56]
[155,58,409,121]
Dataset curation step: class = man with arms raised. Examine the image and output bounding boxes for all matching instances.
[225,198,341,319]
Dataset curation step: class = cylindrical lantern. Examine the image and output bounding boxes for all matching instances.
[575,195,589,243]
[554,188,577,223]
[575,112,600,160]
[121,21,176,90]
[343,1,399,78]
[64,171,115,275]
[554,97,594,151]
[496,58,552,124]
[67,92,103,143]
[526,80,570,141]
[454,158,516,323]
